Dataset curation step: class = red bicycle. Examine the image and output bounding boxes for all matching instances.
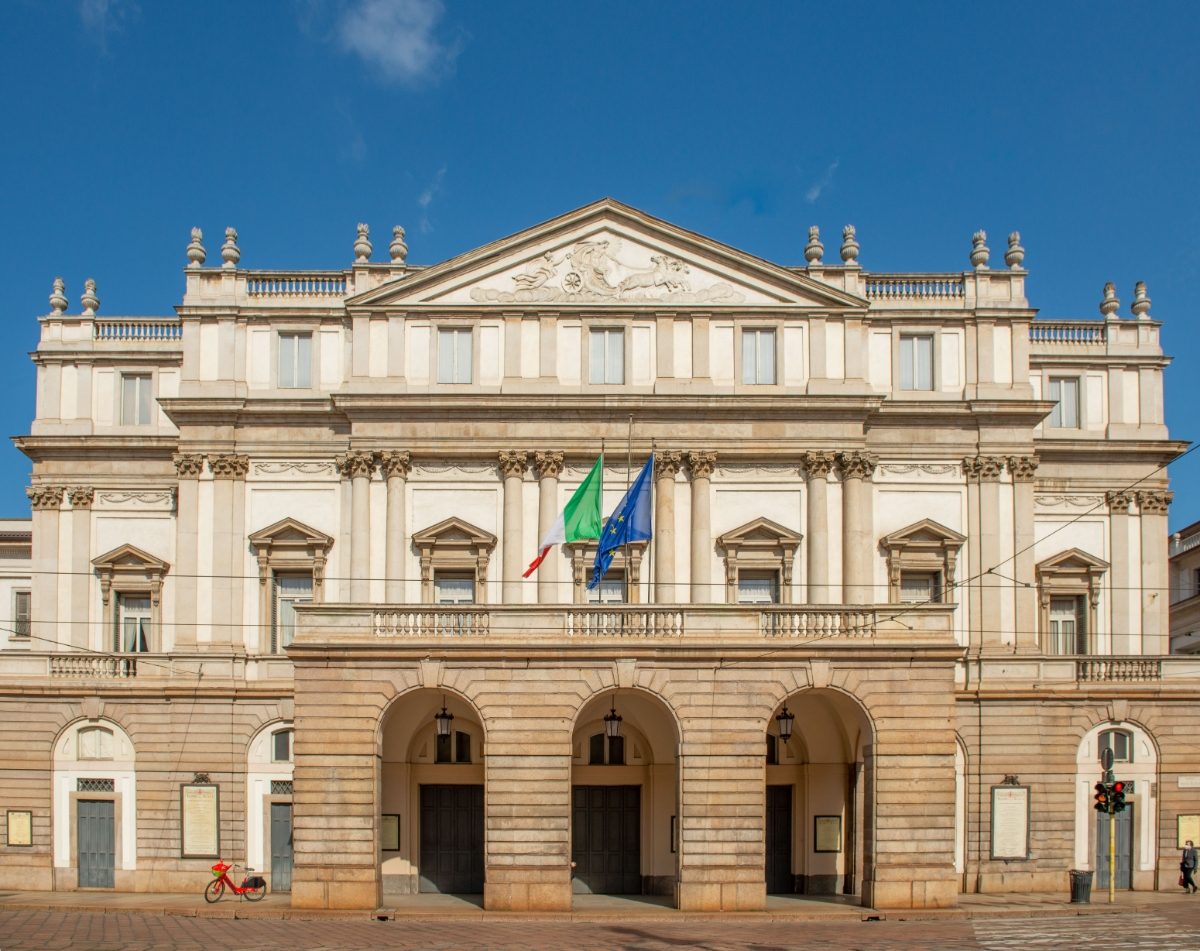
[204,861,267,902]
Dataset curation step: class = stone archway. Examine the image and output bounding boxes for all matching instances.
[766,688,873,901]
[379,689,487,897]
[570,689,680,904]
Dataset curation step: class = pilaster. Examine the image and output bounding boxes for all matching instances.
[1136,490,1172,655]
[498,450,528,603]
[208,453,248,650]
[336,451,376,603]
[686,451,716,604]
[380,451,411,603]
[836,451,876,604]
[27,485,63,647]
[1008,456,1038,653]
[533,451,564,604]
[653,452,683,603]
[67,486,94,652]
[1106,491,1135,654]
[802,451,835,603]
[172,453,204,649]
[963,455,1005,648]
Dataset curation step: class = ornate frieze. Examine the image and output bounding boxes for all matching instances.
[1035,495,1105,511]
[379,450,413,480]
[1006,456,1039,482]
[26,485,63,510]
[1136,490,1173,515]
[96,490,177,509]
[1105,491,1133,514]
[686,450,717,480]
[335,451,376,481]
[800,451,836,479]
[654,451,684,479]
[172,453,206,479]
[497,450,528,479]
[875,463,961,479]
[253,461,337,476]
[962,455,1005,481]
[209,454,250,480]
[836,451,878,481]
[68,486,95,509]
[533,451,565,480]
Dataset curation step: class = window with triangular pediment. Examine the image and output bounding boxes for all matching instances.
[411,517,497,604]
[92,544,169,653]
[879,519,965,604]
[716,518,802,605]
[248,518,333,653]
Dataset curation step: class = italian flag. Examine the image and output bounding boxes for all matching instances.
[523,456,604,576]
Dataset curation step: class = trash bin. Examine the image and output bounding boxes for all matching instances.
[1069,869,1093,903]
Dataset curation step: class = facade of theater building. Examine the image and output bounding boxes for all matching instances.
[0,199,1193,911]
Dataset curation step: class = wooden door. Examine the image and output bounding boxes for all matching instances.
[419,784,484,894]
[571,785,641,895]
[1095,803,1134,889]
[765,784,793,894]
[270,802,294,892]
[77,799,115,888]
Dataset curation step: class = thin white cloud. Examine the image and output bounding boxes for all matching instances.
[805,160,840,204]
[79,0,138,53]
[337,0,458,85]
[417,165,447,233]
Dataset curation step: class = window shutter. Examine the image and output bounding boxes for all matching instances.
[607,329,624,384]
[297,333,312,388]
[899,336,914,390]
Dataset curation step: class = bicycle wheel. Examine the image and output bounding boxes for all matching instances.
[242,880,267,902]
[204,879,225,903]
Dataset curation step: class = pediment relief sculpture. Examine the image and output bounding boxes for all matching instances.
[470,237,745,304]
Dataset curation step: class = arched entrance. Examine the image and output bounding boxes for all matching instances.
[766,689,873,899]
[570,690,679,902]
[379,689,486,896]
[1075,720,1158,890]
[246,720,294,892]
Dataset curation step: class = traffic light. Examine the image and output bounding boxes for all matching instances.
[1111,781,1127,814]
[1094,781,1110,813]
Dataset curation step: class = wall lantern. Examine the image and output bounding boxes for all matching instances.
[434,697,454,737]
[775,705,795,743]
[604,702,623,739]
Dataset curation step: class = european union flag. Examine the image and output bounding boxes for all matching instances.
[589,455,654,589]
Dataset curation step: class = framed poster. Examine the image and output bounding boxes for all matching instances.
[6,810,32,847]
[1178,814,1200,849]
[814,815,842,853]
[381,813,400,851]
[180,783,220,858]
[990,785,1030,860]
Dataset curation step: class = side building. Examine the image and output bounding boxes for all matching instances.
[0,200,1192,911]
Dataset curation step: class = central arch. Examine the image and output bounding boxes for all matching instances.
[378,688,487,897]
[766,687,874,901]
[570,688,680,904]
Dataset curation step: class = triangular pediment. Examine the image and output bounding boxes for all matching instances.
[348,198,867,310]
[412,516,497,550]
[92,543,169,572]
[882,519,966,549]
[718,516,803,549]
[1037,547,1109,573]
[248,517,333,551]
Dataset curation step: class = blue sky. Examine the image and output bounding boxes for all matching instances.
[1,1,1198,526]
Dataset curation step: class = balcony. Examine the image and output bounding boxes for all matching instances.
[0,652,293,682]
[959,655,1200,691]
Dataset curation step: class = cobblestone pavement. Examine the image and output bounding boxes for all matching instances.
[3,908,1200,951]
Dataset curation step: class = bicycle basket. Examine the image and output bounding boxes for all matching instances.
[211,861,231,877]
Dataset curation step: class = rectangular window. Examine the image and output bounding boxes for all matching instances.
[120,374,152,425]
[278,332,312,389]
[435,732,452,764]
[589,733,605,765]
[588,328,625,384]
[899,334,934,391]
[586,571,627,604]
[12,590,30,638]
[437,328,473,384]
[737,569,780,604]
[900,571,942,604]
[272,730,292,763]
[1048,376,1080,428]
[273,573,313,653]
[116,595,152,653]
[608,734,625,766]
[434,571,475,604]
[742,329,777,385]
[1048,595,1087,655]
[455,730,471,764]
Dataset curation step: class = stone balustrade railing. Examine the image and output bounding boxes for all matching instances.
[863,275,965,303]
[93,317,183,342]
[300,602,953,645]
[1029,320,1106,346]
[961,655,1200,690]
[1076,659,1163,683]
[0,652,293,681]
[49,655,137,678]
[244,270,348,298]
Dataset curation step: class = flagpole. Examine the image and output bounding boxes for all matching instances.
[649,437,656,605]
[625,414,633,603]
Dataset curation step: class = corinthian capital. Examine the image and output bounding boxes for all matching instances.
[335,451,376,480]
[1136,490,1173,515]
[801,450,835,479]
[1007,455,1039,482]
[497,450,528,479]
[172,453,206,479]
[533,450,565,480]
[209,453,250,480]
[1105,491,1133,514]
[836,451,877,481]
[962,455,1004,481]
[654,451,684,479]
[68,486,95,509]
[379,450,412,480]
[26,484,63,511]
[687,450,718,480]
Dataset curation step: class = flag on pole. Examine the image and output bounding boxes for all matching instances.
[523,456,604,577]
[589,455,653,589]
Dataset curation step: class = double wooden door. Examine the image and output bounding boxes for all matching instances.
[571,785,641,895]
[419,784,484,894]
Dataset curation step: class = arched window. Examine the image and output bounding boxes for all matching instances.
[1099,729,1133,764]
[271,728,294,763]
[77,726,114,760]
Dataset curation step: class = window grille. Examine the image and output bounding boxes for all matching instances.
[270,780,294,796]
[77,778,115,792]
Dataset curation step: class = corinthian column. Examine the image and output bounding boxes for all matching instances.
[964,455,1006,647]
[654,452,683,603]
[1137,490,1172,655]
[837,451,877,604]
[67,487,95,650]
[1009,455,1038,652]
[801,451,835,603]
[209,453,249,648]
[498,450,528,603]
[26,485,63,647]
[336,451,376,603]
[173,453,204,650]
[380,451,411,603]
[534,451,564,604]
[687,451,717,604]
[1107,491,1134,654]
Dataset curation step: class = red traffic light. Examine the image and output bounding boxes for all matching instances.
[1112,781,1125,793]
